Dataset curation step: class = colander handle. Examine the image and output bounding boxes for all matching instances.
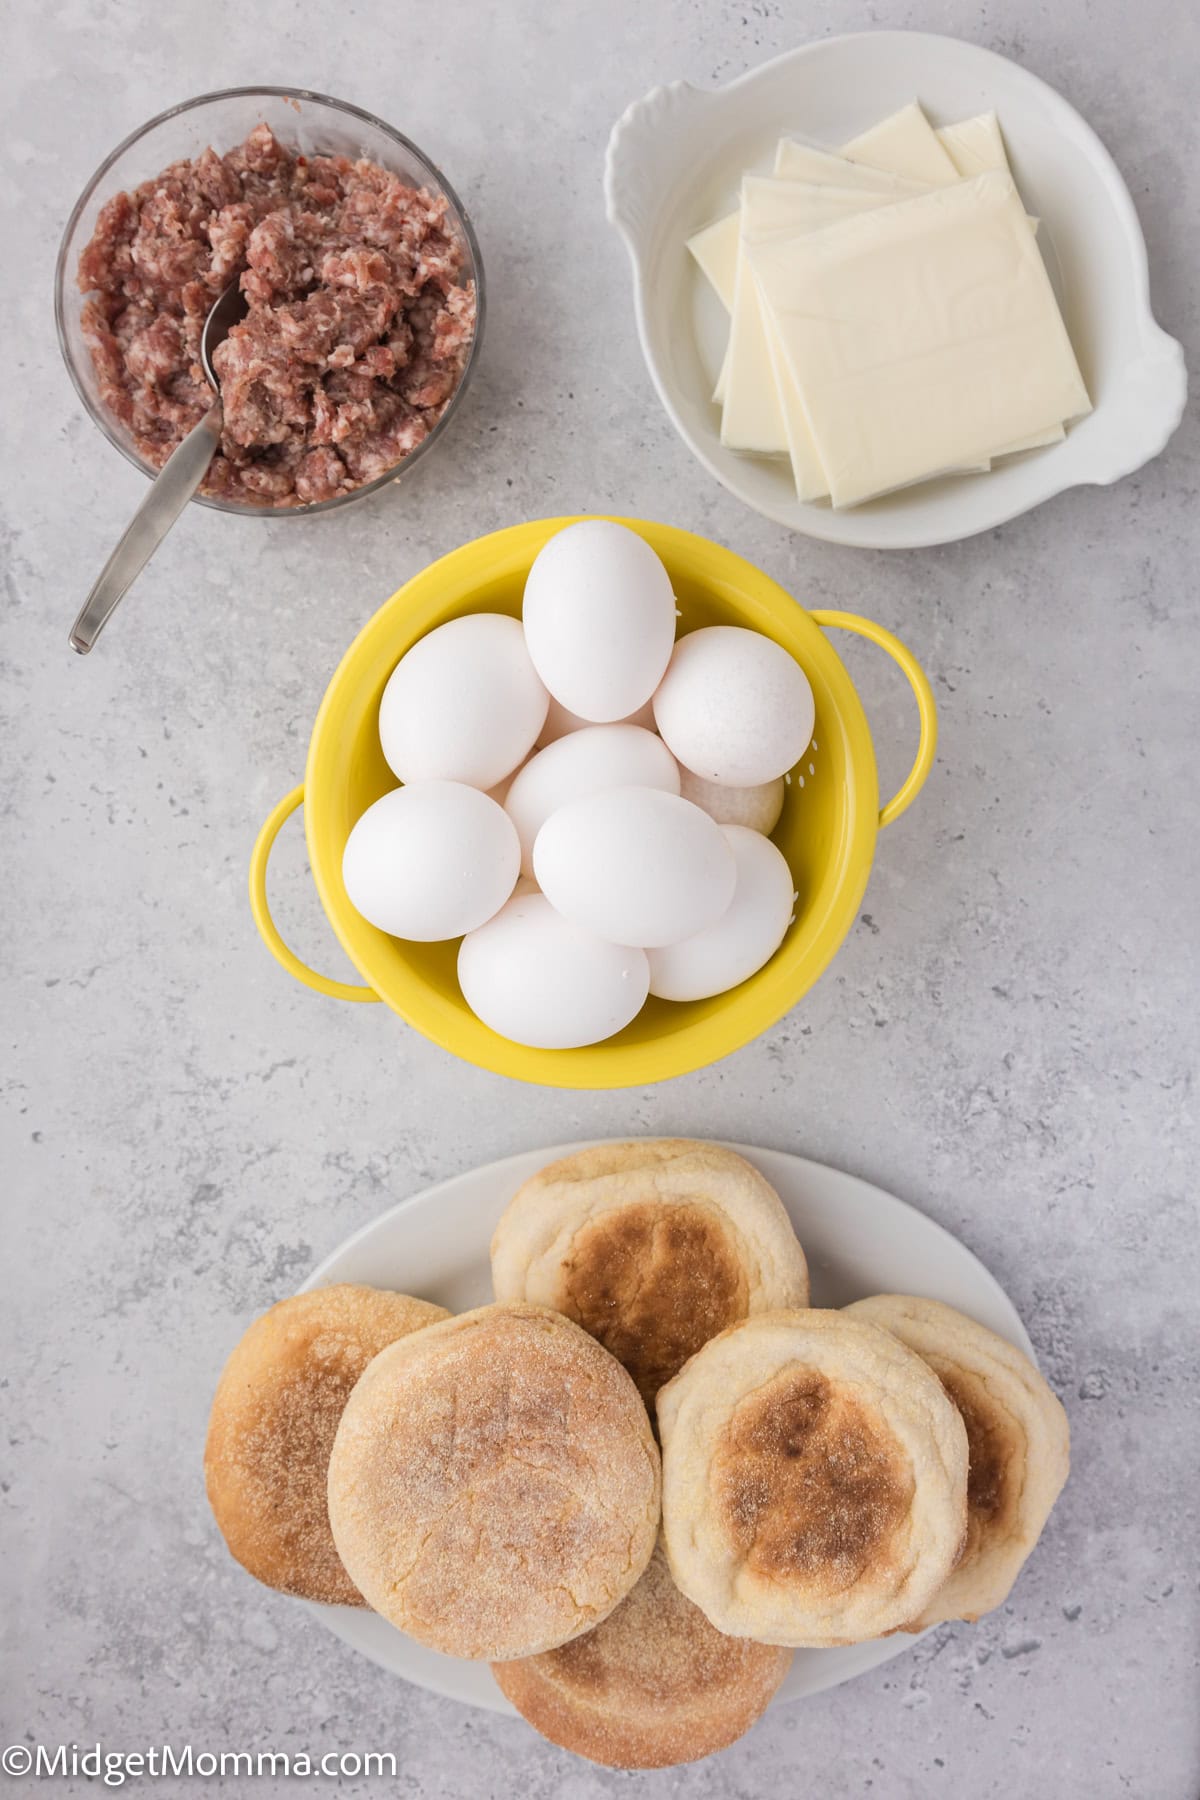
[809,612,938,829]
[249,786,380,1004]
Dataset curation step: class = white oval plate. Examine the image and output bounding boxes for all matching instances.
[604,31,1186,548]
[299,1139,1036,1713]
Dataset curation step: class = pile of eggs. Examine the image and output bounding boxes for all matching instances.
[342,521,815,1050]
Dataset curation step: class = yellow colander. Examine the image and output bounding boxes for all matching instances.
[249,517,936,1088]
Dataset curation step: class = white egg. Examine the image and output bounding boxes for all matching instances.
[459,891,650,1049]
[533,786,736,949]
[653,625,815,787]
[522,520,677,722]
[537,693,657,746]
[677,765,785,835]
[505,725,680,876]
[647,826,795,1001]
[342,782,519,942]
[379,614,548,790]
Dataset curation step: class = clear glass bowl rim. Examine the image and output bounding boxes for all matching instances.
[54,84,486,517]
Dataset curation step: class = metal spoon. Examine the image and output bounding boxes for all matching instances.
[69,280,248,655]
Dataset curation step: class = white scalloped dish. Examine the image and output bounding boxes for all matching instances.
[604,31,1186,549]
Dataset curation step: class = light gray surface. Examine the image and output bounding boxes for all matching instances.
[2,1,1197,1795]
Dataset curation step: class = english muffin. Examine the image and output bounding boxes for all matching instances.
[204,1284,449,1605]
[844,1295,1070,1627]
[657,1310,969,1646]
[492,1542,792,1769]
[490,1140,809,1405]
[327,1303,661,1659]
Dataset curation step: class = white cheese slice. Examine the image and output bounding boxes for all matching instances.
[687,212,740,313]
[700,145,929,412]
[845,109,1050,461]
[691,139,927,325]
[691,180,917,404]
[689,145,923,333]
[935,114,1038,230]
[995,422,1066,454]
[719,241,789,454]
[745,172,1091,508]
[760,311,831,502]
[933,115,1039,233]
[936,111,1009,177]
[734,177,999,494]
[726,179,921,492]
[841,101,960,185]
[932,113,1054,458]
[773,138,929,194]
[739,178,908,242]
[685,215,741,403]
[722,178,923,466]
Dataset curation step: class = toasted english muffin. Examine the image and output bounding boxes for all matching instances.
[844,1294,1069,1627]
[491,1140,809,1405]
[657,1309,969,1646]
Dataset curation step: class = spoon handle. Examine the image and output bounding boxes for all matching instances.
[69,401,224,655]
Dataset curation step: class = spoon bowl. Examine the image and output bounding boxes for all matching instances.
[200,281,249,388]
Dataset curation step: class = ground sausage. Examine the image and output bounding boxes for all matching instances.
[78,124,476,507]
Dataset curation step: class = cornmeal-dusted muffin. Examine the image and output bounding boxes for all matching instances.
[205,1284,449,1604]
[327,1303,661,1659]
[493,1543,792,1768]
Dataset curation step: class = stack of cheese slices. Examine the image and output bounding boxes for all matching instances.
[688,101,1092,508]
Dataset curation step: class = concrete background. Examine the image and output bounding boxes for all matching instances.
[2,0,1197,1794]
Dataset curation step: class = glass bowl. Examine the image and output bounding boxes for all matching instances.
[55,86,485,516]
